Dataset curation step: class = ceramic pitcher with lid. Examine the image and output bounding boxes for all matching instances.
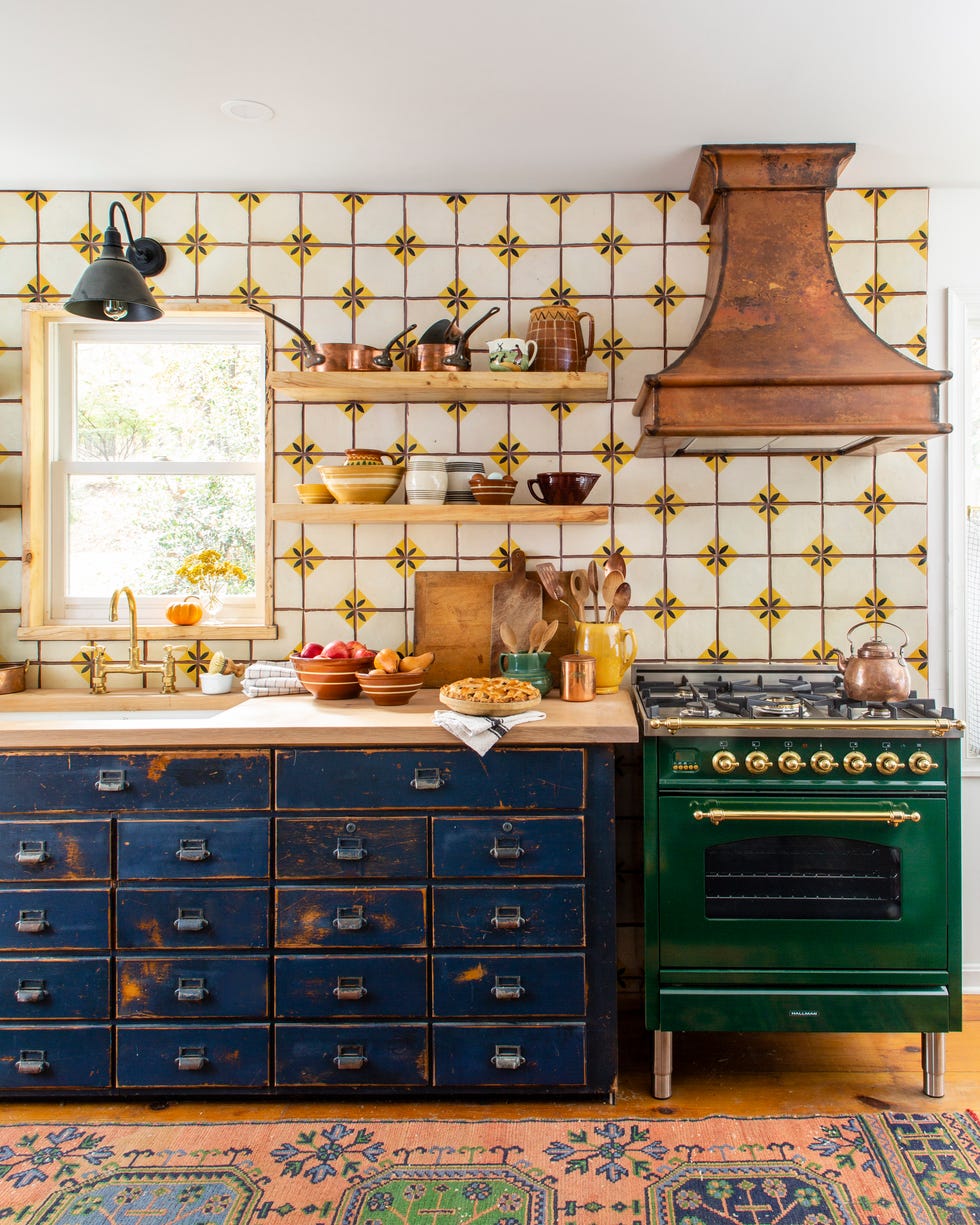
[525,305,595,372]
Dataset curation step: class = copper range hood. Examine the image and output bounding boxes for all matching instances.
[633,143,952,457]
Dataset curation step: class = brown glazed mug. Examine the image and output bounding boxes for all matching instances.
[527,471,600,505]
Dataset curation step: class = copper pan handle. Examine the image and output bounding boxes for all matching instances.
[248,303,324,366]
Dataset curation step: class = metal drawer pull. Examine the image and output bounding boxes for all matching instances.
[491,836,524,861]
[333,905,366,932]
[333,1043,367,1070]
[174,908,209,932]
[410,767,445,790]
[175,1045,208,1071]
[176,838,211,863]
[16,908,49,934]
[174,976,209,1003]
[15,978,49,1004]
[15,1049,49,1075]
[333,976,367,1001]
[491,905,526,931]
[491,975,525,1000]
[95,768,128,792]
[693,807,921,827]
[15,840,50,866]
[491,1044,525,1070]
[333,836,366,861]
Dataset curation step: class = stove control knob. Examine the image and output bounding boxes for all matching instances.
[843,751,871,775]
[744,751,772,775]
[777,751,804,774]
[810,750,838,775]
[711,750,739,774]
[908,751,939,775]
[876,751,905,775]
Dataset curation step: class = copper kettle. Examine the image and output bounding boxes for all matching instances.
[829,621,912,703]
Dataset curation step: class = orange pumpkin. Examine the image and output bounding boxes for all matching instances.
[165,597,204,626]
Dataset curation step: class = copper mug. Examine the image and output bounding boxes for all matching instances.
[525,304,595,372]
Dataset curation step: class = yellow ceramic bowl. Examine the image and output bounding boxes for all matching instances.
[318,463,405,505]
[296,482,336,504]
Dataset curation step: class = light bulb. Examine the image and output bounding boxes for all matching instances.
[103,300,128,321]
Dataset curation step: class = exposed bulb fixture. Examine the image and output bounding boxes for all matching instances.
[65,200,167,322]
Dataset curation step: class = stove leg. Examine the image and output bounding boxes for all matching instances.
[653,1029,673,1098]
[921,1032,946,1097]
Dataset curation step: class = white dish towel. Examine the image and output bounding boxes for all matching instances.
[241,661,306,698]
[432,709,546,756]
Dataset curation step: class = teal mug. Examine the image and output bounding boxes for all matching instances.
[499,650,552,697]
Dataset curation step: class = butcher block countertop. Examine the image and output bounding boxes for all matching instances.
[0,688,639,749]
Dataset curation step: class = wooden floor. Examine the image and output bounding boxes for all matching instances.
[2,998,977,1124]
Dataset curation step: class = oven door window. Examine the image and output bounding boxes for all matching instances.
[705,835,901,920]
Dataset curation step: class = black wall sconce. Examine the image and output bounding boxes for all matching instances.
[65,200,167,322]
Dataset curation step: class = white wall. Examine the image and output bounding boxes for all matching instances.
[926,188,980,991]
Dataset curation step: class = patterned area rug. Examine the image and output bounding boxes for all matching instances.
[0,1112,977,1224]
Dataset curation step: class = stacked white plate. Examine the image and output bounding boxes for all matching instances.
[446,459,484,503]
[405,456,448,505]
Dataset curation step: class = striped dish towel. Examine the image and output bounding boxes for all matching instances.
[433,709,546,756]
[241,661,306,698]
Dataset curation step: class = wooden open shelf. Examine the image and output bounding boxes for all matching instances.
[269,370,609,403]
[271,503,607,525]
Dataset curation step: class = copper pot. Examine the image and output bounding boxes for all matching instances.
[405,306,501,372]
[0,661,29,694]
[828,621,912,703]
[248,304,416,370]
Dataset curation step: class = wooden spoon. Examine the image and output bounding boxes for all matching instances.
[605,580,631,623]
[499,621,520,652]
[604,550,626,578]
[568,570,590,621]
[537,619,560,651]
[528,618,548,653]
[601,570,623,614]
[587,560,601,622]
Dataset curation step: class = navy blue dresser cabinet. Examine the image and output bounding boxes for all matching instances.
[0,744,617,1097]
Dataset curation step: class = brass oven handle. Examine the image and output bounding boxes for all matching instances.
[693,807,920,827]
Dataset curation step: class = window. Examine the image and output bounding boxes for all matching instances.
[21,307,274,637]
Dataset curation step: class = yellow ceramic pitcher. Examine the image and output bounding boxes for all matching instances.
[573,622,637,694]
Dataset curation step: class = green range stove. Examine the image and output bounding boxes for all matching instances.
[634,665,964,1098]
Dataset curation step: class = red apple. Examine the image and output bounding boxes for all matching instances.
[345,640,367,652]
[299,641,323,658]
[320,640,350,659]
[352,646,375,660]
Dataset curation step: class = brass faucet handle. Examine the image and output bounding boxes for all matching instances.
[89,645,108,693]
[161,645,178,694]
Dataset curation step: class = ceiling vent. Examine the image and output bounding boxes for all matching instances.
[633,143,951,457]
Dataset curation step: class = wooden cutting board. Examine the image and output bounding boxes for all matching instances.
[490,549,543,674]
[413,566,576,688]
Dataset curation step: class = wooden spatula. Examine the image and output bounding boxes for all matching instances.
[490,548,543,673]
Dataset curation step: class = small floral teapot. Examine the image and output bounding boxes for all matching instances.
[828,621,912,703]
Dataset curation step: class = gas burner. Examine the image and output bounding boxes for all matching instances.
[678,701,722,718]
[861,704,896,719]
[749,694,808,718]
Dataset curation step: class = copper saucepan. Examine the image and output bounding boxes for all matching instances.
[249,304,417,371]
[0,661,29,694]
[407,306,501,372]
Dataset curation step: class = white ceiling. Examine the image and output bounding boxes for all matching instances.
[5,0,980,195]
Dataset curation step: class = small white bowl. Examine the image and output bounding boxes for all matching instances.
[200,672,234,694]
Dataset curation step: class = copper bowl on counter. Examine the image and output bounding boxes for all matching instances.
[0,661,29,694]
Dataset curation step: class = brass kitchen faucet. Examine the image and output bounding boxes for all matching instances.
[90,586,178,694]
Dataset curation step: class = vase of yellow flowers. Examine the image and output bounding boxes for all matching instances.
[175,549,246,625]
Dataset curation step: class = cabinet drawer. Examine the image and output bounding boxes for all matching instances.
[0,820,110,882]
[116,887,269,950]
[432,816,584,878]
[0,1025,111,1090]
[275,954,427,1018]
[658,986,952,1034]
[432,953,586,1017]
[276,887,426,948]
[276,748,586,812]
[432,1022,586,1087]
[0,958,110,1020]
[0,751,270,813]
[118,818,270,880]
[275,1022,428,1087]
[276,816,426,879]
[117,956,269,1019]
[432,885,585,948]
[116,1024,270,1089]
[0,889,110,951]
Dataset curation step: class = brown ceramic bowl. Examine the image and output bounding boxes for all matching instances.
[290,653,373,700]
[356,668,426,706]
[470,474,517,506]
